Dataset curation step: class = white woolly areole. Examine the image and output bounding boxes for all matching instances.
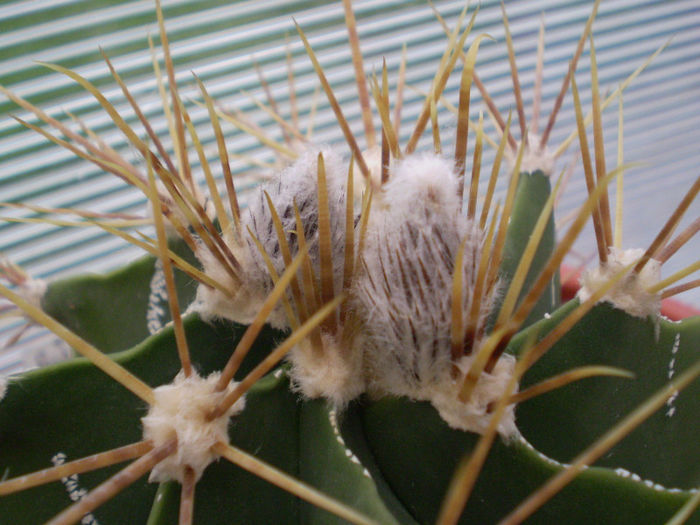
[287,333,365,409]
[0,375,6,401]
[18,277,47,310]
[426,353,518,437]
[508,134,555,176]
[141,371,245,483]
[577,247,662,318]
[193,230,284,328]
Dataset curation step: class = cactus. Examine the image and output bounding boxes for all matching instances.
[0,1,699,524]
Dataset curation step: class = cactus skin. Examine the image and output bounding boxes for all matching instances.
[515,302,700,490]
[496,171,560,329]
[39,240,198,354]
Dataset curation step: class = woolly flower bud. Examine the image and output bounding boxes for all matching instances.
[142,371,245,483]
[192,146,350,329]
[578,247,662,318]
[372,152,462,217]
[242,146,349,303]
[356,153,471,394]
[353,152,513,435]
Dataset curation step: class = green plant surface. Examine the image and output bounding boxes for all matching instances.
[358,395,697,524]
[515,301,700,489]
[297,398,407,525]
[40,239,197,353]
[0,314,287,523]
[497,170,560,328]
[2,301,698,523]
[0,313,408,524]
[145,481,180,524]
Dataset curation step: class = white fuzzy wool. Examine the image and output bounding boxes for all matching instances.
[355,153,465,396]
[509,134,554,176]
[141,371,245,483]
[356,153,489,394]
[193,230,285,328]
[243,146,349,294]
[577,247,662,318]
[288,333,365,409]
[356,145,382,199]
[353,152,508,434]
[0,375,6,401]
[19,277,47,310]
[195,145,350,330]
[372,152,462,215]
[193,145,350,328]
[427,353,518,437]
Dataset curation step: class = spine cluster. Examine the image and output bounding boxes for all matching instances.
[196,148,516,435]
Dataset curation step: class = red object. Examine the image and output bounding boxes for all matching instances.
[559,265,700,321]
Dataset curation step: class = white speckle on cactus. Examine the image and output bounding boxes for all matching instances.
[577,247,662,318]
[666,333,680,418]
[0,375,6,402]
[51,452,100,524]
[142,371,245,483]
[668,332,681,380]
[147,259,168,335]
[624,468,688,493]
[614,467,642,482]
[517,435,567,467]
[328,408,371,479]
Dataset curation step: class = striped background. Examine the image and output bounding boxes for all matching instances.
[1,0,698,375]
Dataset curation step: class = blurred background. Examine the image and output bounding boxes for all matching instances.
[0,0,698,375]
